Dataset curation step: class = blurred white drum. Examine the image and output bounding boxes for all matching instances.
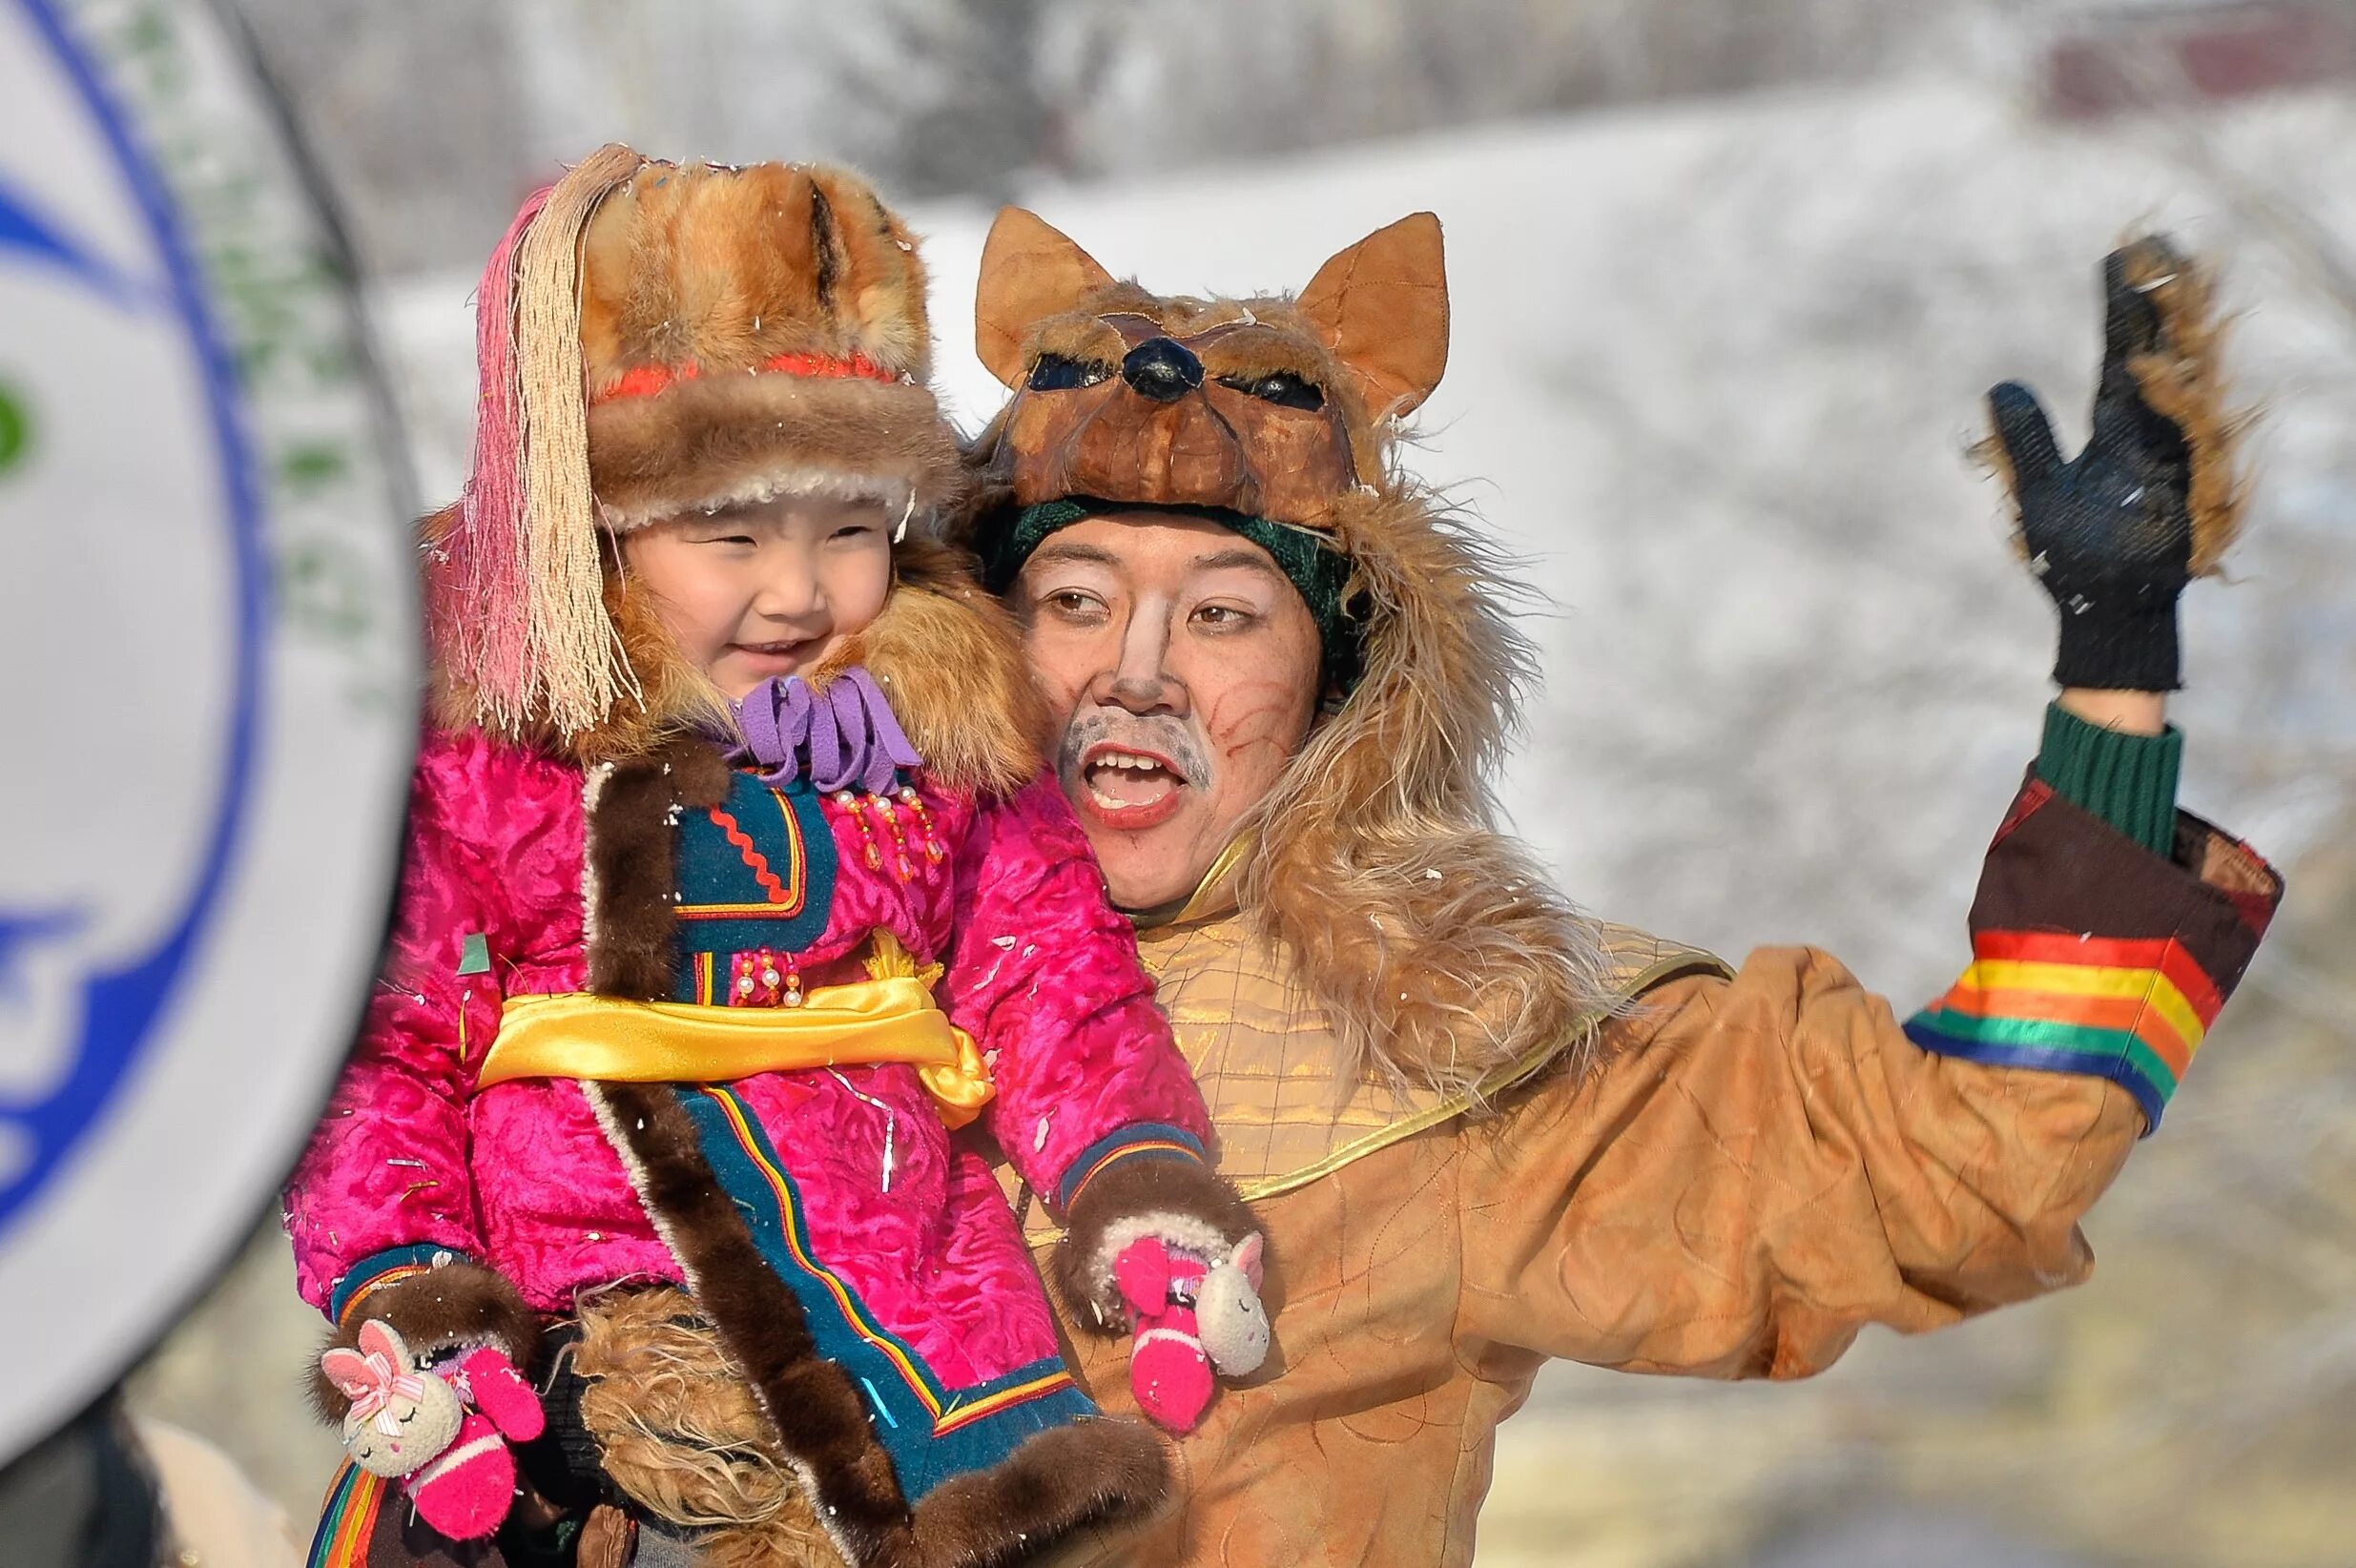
[0,0,412,1465]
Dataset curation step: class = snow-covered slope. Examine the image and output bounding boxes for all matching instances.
[375,77,2356,1001]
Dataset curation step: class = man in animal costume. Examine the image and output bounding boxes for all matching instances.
[286,154,1261,1568]
[961,211,2284,1565]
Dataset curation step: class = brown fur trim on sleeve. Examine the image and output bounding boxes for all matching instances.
[306,1261,538,1424]
[908,1418,1169,1568]
[1053,1157,1258,1331]
[1241,482,1625,1103]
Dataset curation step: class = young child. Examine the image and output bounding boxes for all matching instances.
[284,150,1262,1568]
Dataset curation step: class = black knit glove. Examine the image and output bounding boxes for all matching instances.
[1987,236,2201,692]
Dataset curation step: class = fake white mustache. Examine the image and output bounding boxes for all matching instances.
[1055,711,1212,791]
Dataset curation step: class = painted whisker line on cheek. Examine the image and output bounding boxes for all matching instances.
[1203,688,1312,757]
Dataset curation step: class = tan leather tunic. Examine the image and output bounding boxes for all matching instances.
[1006,903,2153,1567]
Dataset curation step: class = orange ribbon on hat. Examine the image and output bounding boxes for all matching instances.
[593,349,902,404]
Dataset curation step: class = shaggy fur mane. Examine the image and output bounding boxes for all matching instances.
[1234,468,1622,1103]
[815,535,1052,799]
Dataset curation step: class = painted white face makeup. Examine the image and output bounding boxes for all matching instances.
[1012,513,1323,911]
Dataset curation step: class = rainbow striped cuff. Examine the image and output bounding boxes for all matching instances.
[328,1242,468,1325]
[1905,931,2224,1131]
[307,1462,385,1568]
[1053,1122,1208,1214]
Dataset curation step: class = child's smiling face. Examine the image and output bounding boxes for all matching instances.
[620,494,896,700]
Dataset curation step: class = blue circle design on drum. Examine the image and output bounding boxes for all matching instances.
[0,0,263,1234]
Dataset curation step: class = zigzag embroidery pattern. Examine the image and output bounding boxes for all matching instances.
[709,805,791,904]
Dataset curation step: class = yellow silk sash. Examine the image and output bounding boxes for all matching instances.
[478,967,995,1128]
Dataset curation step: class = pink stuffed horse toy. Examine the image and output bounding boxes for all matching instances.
[320,1320,546,1539]
[1115,1233,1270,1433]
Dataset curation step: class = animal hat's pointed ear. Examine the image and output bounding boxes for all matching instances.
[976,206,1116,388]
[1294,212,1449,421]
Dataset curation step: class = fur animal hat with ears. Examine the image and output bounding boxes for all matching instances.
[425,148,969,751]
[972,206,1449,526]
[964,211,1619,1102]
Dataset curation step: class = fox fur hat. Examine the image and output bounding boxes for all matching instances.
[966,211,1618,1101]
[424,148,1038,783]
[578,158,958,532]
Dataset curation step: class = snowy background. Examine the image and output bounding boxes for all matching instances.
[131,3,2356,1563]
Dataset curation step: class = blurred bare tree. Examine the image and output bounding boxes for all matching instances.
[1032,0,1992,177]
[230,0,2008,275]
[1482,17,2356,1564]
[231,0,526,274]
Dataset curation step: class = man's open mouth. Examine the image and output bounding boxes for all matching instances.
[1079,743,1188,827]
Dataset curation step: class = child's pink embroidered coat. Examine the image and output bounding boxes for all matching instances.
[283,154,1254,1568]
[286,720,1217,1492]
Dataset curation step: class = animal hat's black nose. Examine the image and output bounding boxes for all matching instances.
[1121,338,1203,402]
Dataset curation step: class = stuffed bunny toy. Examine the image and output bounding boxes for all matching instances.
[1114,1233,1270,1433]
[320,1319,545,1539]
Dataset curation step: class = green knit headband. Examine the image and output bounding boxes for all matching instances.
[980,498,1364,692]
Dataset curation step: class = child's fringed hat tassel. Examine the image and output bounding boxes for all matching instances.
[429,142,644,738]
